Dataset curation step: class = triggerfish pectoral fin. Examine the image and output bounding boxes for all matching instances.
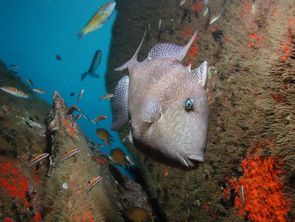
[115,31,147,71]
[111,75,129,130]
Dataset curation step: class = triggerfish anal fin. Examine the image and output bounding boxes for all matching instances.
[190,61,208,88]
[115,31,147,71]
[111,75,129,130]
[148,30,198,61]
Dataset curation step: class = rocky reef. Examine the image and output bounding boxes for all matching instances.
[106,0,295,221]
[0,62,153,221]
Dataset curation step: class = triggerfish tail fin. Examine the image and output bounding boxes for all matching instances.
[115,31,147,72]
[111,75,129,130]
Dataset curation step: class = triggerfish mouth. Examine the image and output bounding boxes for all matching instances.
[111,30,209,170]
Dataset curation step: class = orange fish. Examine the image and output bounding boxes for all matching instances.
[60,148,80,162]
[126,206,151,222]
[163,165,169,177]
[96,128,113,146]
[110,148,134,166]
[87,176,103,192]
[93,115,108,123]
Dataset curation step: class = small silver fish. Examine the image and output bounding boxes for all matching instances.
[81,50,101,81]
[32,88,46,94]
[78,106,97,125]
[203,0,210,17]
[111,30,209,170]
[209,11,223,25]
[26,78,34,86]
[100,93,113,100]
[203,6,209,16]
[77,89,84,102]
[158,19,162,30]
[240,185,245,207]
[180,0,186,7]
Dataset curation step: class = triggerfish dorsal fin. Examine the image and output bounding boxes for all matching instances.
[148,43,184,60]
[111,75,129,130]
[148,30,198,61]
[115,31,146,71]
[190,61,208,88]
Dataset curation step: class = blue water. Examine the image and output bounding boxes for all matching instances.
[0,1,133,170]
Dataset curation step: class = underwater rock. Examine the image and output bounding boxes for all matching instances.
[44,92,123,222]
[0,62,51,221]
[106,0,295,221]
[0,62,155,221]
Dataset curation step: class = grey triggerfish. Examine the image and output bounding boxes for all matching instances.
[111,30,209,170]
[81,50,101,81]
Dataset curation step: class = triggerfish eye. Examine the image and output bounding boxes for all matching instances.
[185,98,194,112]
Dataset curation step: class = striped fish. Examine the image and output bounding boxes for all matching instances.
[60,148,80,162]
[87,176,103,192]
[29,153,49,167]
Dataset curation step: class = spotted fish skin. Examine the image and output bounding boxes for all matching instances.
[112,31,209,170]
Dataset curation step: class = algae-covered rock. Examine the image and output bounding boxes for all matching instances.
[0,62,51,221]
[0,62,153,221]
[44,92,123,222]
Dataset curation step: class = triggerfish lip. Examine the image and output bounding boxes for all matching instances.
[189,154,204,162]
[133,137,204,170]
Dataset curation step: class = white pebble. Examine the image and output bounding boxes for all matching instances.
[62,182,69,190]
